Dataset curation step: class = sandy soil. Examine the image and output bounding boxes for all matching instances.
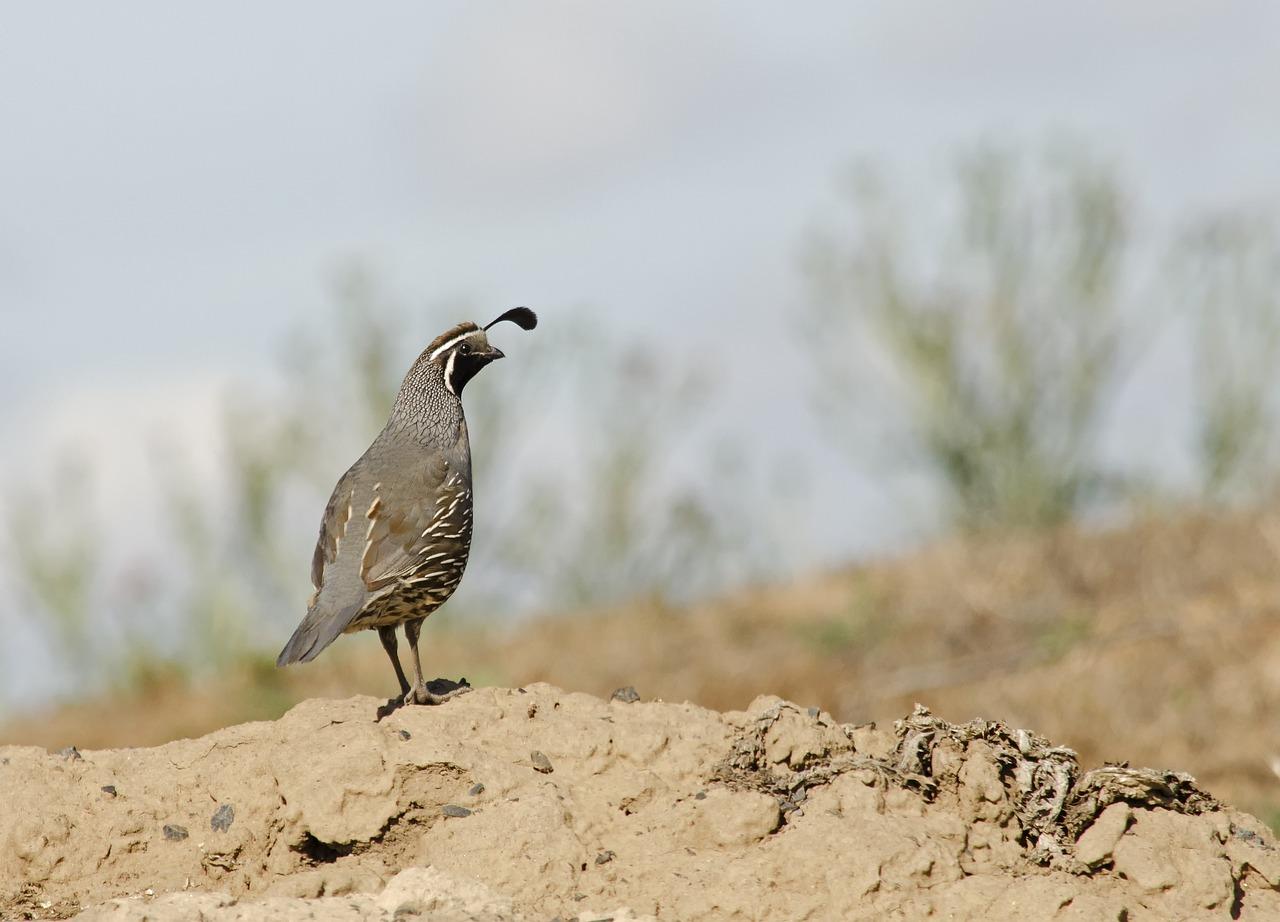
[3,685,1279,921]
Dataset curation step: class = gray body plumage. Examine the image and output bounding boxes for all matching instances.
[276,308,536,701]
[275,388,472,665]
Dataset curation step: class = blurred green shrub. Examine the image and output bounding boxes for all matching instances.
[805,147,1132,530]
[805,144,1280,529]
[1172,213,1280,504]
[5,458,100,682]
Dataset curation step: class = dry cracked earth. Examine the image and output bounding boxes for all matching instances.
[2,685,1279,921]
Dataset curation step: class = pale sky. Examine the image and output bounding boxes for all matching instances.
[2,2,1278,707]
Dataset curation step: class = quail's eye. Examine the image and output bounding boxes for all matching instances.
[459,343,471,355]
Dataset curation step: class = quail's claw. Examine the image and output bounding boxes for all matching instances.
[402,676,472,706]
[404,686,469,706]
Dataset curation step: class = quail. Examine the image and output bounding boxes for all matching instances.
[276,307,537,705]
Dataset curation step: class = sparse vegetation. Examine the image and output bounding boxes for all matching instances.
[805,146,1133,530]
[805,144,1280,529]
[4,458,101,683]
[1173,212,1280,504]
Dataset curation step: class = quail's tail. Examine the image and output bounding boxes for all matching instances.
[276,602,361,667]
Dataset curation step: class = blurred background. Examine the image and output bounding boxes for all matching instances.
[3,3,1280,827]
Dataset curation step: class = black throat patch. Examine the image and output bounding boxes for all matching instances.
[445,347,487,396]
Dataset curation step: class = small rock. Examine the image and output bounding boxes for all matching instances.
[682,788,781,848]
[527,702,539,718]
[1111,825,1180,892]
[807,706,820,718]
[101,785,117,797]
[468,782,485,797]
[56,746,82,761]
[595,850,616,865]
[779,798,806,819]
[531,751,554,774]
[1232,824,1262,844]
[163,824,189,841]
[211,803,235,832]
[611,686,640,703]
[1077,803,1134,869]
[398,729,411,741]
[143,889,155,897]
[694,791,707,800]
[442,804,472,818]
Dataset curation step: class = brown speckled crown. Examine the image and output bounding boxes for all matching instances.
[425,322,480,355]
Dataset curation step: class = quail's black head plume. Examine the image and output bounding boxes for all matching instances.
[484,306,538,331]
[277,308,537,706]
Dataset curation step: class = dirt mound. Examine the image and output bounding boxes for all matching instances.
[2,686,1278,921]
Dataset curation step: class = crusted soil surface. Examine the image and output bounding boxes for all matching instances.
[2,685,1278,921]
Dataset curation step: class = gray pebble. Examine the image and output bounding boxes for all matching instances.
[101,785,117,797]
[610,686,640,703]
[163,824,189,841]
[531,751,554,774]
[442,804,472,818]
[56,746,82,761]
[807,706,820,718]
[211,803,235,832]
[468,782,485,797]
[398,729,411,740]
[595,850,616,865]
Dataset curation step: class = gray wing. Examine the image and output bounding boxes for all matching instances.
[310,465,357,594]
[359,452,470,592]
[278,463,362,666]
[307,450,459,594]
[279,439,469,667]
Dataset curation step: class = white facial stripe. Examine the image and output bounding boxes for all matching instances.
[443,349,458,395]
[429,329,482,361]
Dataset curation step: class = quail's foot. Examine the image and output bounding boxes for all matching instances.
[403,676,472,706]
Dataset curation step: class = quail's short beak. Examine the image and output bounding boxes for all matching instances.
[488,346,505,361]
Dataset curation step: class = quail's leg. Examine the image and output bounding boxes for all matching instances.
[378,625,411,698]
[403,618,471,705]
